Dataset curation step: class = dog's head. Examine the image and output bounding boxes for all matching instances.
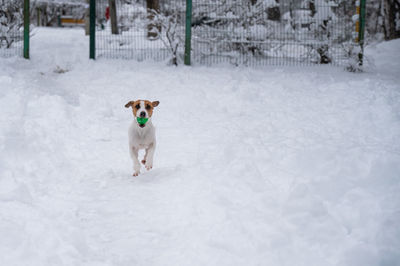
[125,100,160,128]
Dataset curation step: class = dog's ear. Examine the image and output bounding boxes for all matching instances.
[152,101,160,107]
[125,101,134,108]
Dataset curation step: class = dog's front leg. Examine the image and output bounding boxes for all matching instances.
[129,146,141,176]
[141,149,148,165]
[144,143,155,171]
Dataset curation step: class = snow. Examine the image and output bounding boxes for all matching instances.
[1,27,400,266]
[262,0,279,8]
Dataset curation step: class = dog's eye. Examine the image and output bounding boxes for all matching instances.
[145,105,151,110]
[135,104,140,109]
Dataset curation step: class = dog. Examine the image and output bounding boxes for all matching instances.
[125,99,160,176]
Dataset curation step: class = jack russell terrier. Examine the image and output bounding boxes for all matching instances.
[125,99,160,176]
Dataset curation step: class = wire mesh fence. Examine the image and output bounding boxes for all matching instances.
[95,0,358,66]
[191,0,356,66]
[95,0,186,63]
[0,0,24,57]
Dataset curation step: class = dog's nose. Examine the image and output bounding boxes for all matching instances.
[140,111,146,118]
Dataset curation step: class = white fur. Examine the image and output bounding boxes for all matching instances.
[128,113,156,176]
[138,100,147,117]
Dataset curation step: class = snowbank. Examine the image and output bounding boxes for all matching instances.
[0,28,399,266]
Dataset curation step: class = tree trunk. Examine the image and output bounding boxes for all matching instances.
[309,0,316,17]
[146,0,160,39]
[382,0,400,40]
[108,0,119,34]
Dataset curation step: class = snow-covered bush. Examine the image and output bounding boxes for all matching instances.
[282,0,353,64]
[308,0,339,63]
[344,43,364,72]
[0,0,23,49]
[192,0,281,61]
[149,2,185,65]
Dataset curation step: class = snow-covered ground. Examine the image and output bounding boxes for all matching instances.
[0,28,399,266]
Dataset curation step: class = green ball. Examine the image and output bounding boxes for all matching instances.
[137,117,149,125]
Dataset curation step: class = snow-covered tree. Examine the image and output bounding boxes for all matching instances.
[0,0,23,49]
[146,0,160,39]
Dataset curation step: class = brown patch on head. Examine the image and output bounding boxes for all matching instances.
[125,100,160,117]
[143,100,160,117]
[125,100,141,117]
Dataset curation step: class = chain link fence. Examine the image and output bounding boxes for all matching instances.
[94,0,359,66]
[0,0,24,57]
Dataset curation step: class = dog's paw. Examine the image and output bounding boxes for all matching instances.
[132,171,140,176]
[141,159,146,165]
[145,163,153,171]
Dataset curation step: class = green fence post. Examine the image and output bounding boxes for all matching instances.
[184,0,192,66]
[23,0,29,59]
[57,13,61,27]
[36,7,40,26]
[89,0,95,59]
[358,0,366,66]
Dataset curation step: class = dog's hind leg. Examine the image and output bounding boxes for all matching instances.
[129,146,141,176]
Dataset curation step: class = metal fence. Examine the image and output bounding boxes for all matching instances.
[0,0,24,57]
[191,0,355,66]
[94,0,361,66]
[95,0,186,63]
[0,0,363,66]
